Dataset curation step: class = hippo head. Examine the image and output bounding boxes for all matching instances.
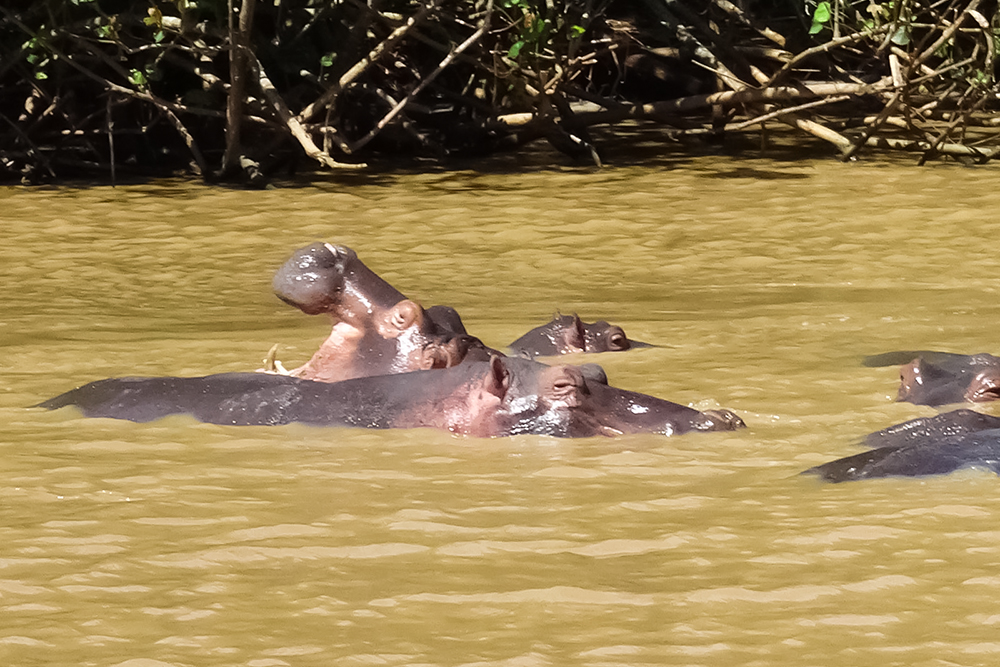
[897,353,1000,406]
[272,242,489,382]
[579,317,654,353]
[459,357,743,438]
[509,314,652,358]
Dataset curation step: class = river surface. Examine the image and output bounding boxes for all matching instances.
[3,154,1000,667]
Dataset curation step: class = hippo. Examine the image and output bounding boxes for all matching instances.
[864,351,1000,406]
[508,314,653,358]
[270,242,493,382]
[38,356,745,438]
[803,409,1000,482]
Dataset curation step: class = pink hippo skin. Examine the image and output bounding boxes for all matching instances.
[271,242,492,382]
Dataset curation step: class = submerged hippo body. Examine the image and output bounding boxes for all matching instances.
[861,409,1000,449]
[39,357,744,438]
[864,351,1000,406]
[804,409,1000,482]
[509,314,652,358]
[271,242,491,382]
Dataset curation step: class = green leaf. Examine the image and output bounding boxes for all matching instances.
[35,70,48,80]
[971,69,990,85]
[569,24,585,38]
[813,1,831,24]
[531,17,549,38]
[153,30,165,43]
[809,1,831,34]
[508,40,524,59]
[320,54,334,67]
[890,25,910,45]
[129,69,147,87]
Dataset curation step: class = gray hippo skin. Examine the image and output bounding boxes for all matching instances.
[509,314,653,358]
[423,305,469,336]
[804,409,1000,482]
[38,356,744,438]
[271,242,492,382]
[864,351,1000,406]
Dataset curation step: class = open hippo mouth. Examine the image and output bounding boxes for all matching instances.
[271,242,502,382]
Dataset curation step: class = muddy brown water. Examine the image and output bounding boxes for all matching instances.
[3,157,1000,666]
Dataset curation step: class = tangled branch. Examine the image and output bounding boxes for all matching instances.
[1,0,998,184]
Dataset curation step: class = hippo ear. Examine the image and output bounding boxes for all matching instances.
[389,300,423,332]
[577,363,608,385]
[564,314,586,351]
[484,355,510,399]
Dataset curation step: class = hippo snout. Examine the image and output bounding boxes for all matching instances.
[273,243,354,314]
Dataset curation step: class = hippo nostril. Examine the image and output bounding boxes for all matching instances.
[319,242,351,266]
[608,332,628,350]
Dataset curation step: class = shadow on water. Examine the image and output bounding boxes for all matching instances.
[705,166,812,180]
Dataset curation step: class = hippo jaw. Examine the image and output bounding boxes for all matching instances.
[273,242,407,319]
[273,243,354,315]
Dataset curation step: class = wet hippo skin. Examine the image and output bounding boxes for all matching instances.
[804,409,1000,482]
[271,242,493,382]
[423,305,469,335]
[864,351,1000,406]
[508,314,652,358]
[39,357,744,438]
[861,409,1000,449]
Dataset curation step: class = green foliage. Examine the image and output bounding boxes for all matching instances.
[2,0,997,182]
[500,0,588,65]
[809,1,830,34]
[128,68,147,87]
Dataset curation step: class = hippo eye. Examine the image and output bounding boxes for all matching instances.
[608,332,628,350]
